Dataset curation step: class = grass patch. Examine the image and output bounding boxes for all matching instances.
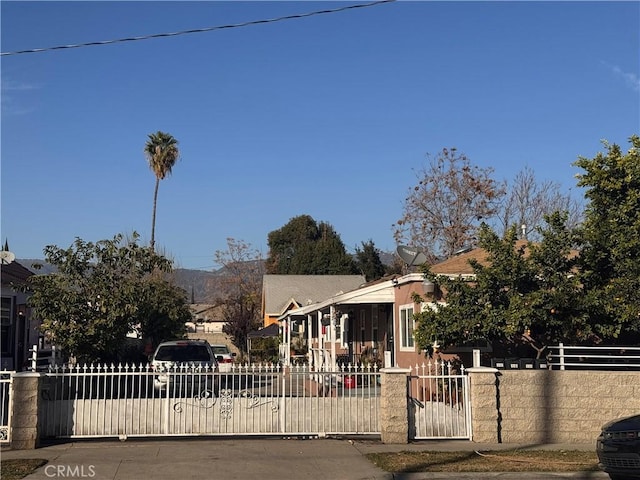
[366,450,600,473]
[1,459,48,480]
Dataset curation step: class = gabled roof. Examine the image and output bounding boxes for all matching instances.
[263,275,366,317]
[279,273,427,320]
[1,260,34,285]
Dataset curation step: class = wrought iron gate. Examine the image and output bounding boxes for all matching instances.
[408,361,471,440]
[0,370,14,444]
[40,363,380,439]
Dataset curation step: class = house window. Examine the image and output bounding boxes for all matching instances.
[400,304,415,350]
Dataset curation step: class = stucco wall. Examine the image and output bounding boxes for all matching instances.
[469,368,640,444]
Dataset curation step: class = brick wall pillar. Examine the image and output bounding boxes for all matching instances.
[10,372,43,450]
[379,367,411,444]
[467,366,500,443]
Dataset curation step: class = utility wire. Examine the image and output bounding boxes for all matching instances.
[1,0,396,57]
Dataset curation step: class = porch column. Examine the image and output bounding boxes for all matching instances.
[329,305,336,370]
[379,367,411,444]
[467,366,500,443]
[285,316,291,366]
[306,314,312,365]
[10,371,43,450]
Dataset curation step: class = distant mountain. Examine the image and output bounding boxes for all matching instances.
[170,268,224,303]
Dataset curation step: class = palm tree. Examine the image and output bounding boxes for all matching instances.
[144,131,180,251]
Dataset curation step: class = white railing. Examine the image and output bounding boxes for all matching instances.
[408,361,471,440]
[40,362,380,439]
[29,344,63,372]
[548,343,640,370]
[0,370,14,443]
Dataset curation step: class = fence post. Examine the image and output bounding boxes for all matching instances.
[558,343,565,371]
[379,366,411,444]
[467,366,500,443]
[10,371,43,450]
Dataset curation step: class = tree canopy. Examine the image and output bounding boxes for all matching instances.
[574,135,640,342]
[27,233,189,363]
[414,215,586,358]
[144,131,180,251]
[394,147,505,264]
[354,240,387,282]
[214,238,265,354]
[413,136,640,356]
[265,215,357,275]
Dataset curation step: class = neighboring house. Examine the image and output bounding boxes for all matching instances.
[1,257,37,371]
[188,303,226,333]
[261,275,366,328]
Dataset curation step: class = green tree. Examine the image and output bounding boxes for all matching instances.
[214,238,264,353]
[414,214,587,358]
[574,135,640,343]
[144,131,180,251]
[27,233,188,363]
[266,215,356,274]
[354,240,386,282]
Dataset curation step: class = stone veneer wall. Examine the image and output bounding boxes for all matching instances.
[469,368,640,444]
[379,367,411,444]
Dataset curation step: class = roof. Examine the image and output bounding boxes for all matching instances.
[248,323,280,338]
[279,273,428,320]
[1,260,34,285]
[429,240,530,275]
[263,275,366,317]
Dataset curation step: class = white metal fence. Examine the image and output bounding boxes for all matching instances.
[40,363,380,439]
[548,344,640,370]
[0,370,14,443]
[408,361,471,440]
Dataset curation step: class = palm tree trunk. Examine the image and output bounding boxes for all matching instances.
[150,177,160,251]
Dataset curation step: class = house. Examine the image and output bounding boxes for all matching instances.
[277,273,436,369]
[188,303,226,333]
[276,246,510,370]
[1,256,37,371]
[261,275,366,328]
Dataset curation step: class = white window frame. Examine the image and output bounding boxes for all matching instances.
[399,303,415,351]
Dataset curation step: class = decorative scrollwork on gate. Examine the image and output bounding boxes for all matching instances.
[238,390,279,412]
[219,389,235,419]
[173,389,217,413]
[0,427,8,441]
[172,388,279,418]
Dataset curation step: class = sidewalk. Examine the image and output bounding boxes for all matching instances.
[1,437,608,480]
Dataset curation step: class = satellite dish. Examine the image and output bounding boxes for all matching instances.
[453,246,473,256]
[396,245,427,266]
[0,250,16,264]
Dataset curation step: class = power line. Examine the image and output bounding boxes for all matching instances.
[1,0,396,57]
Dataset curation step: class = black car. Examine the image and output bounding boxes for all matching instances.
[597,414,640,480]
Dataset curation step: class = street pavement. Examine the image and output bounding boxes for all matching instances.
[1,436,609,480]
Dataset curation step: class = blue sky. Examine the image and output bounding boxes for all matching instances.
[2,1,639,271]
